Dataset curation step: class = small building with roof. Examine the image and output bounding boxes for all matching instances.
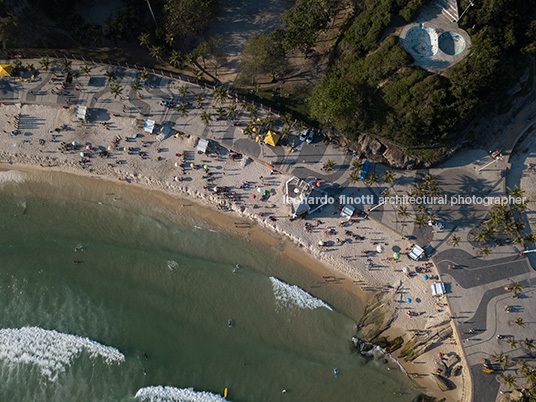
[285,177,329,219]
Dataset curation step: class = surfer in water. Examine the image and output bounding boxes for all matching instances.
[228,319,232,328]
[143,352,148,360]
[233,264,239,274]
[333,368,339,378]
[142,367,147,376]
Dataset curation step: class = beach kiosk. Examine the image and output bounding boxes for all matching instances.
[197,138,209,154]
[0,64,12,76]
[263,131,280,147]
[408,245,425,261]
[143,119,155,134]
[431,282,446,296]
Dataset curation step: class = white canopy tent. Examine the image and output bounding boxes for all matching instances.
[76,106,87,121]
[408,245,425,261]
[143,119,155,134]
[197,138,209,154]
[431,282,446,296]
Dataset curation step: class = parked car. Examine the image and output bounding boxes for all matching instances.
[299,129,309,141]
[306,130,315,144]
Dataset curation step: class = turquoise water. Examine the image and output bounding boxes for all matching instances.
[0,172,419,401]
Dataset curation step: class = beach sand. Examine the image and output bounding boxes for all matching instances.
[0,103,467,400]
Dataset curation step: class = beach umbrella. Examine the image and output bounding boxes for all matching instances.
[203,164,208,170]
[213,186,219,192]
[376,245,384,253]
[79,152,85,157]
[316,181,321,187]
[86,144,92,150]
[406,298,412,303]
[107,146,111,150]
[393,252,400,260]
[175,162,179,167]
[133,133,138,138]
[318,240,325,246]
[423,275,429,280]
[72,141,77,146]
[251,194,256,199]
[257,187,262,193]
[190,163,195,168]
[263,190,269,196]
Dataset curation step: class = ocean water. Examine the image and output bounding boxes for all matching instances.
[0,171,419,401]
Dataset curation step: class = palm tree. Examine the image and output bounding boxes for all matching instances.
[242,125,254,138]
[59,59,72,72]
[397,205,410,219]
[509,281,525,298]
[26,63,35,72]
[450,235,461,247]
[366,172,378,186]
[193,70,203,80]
[523,339,535,355]
[351,159,364,172]
[513,235,525,247]
[80,64,92,77]
[350,171,360,182]
[194,94,204,108]
[508,184,525,199]
[414,215,428,228]
[176,103,189,118]
[476,229,488,243]
[281,126,291,141]
[165,33,174,46]
[140,70,149,83]
[169,50,183,69]
[226,104,237,121]
[12,59,22,70]
[503,221,516,234]
[525,232,536,246]
[491,351,509,370]
[247,105,258,120]
[71,71,80,86]
[282,112,293,128]
[383,170,395,185]
[265,115,275,131]
[110,86,123,99]
[213,86,228,104]
[149,45,164,61]
[323,160,336,172]
[105,70,116,83]
[499,374,517,389]
[480,246,491,258]
[296,121,306,132]
[178,85,189,100]
[517,360,534,377]
[507,338,518,349]
[138,32,151,48]
[515,221,526,233]
[200,111,212,127]
[515,317,526,328]
[216,107,226,120]
[39,57,50,71]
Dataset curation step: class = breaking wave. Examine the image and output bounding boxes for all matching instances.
[135,386,229,401]
[270,277,332,311]
[0,327,124,380]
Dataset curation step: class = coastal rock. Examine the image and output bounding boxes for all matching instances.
[368,140,386,155]
[433,374,455,391]
[358,289,398,341]
[382,147,405,169]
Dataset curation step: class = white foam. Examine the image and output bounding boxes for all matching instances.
[167,261,179,270]
[0,170,26,183]
[135,386,229,401]
[0,326,124,381]
[270,277,333,311]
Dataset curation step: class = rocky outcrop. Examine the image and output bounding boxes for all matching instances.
[357,286,399,341]
[399,318,453,361]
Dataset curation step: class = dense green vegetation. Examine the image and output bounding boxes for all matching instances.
[237,0,341,85]
[310,0,536,147]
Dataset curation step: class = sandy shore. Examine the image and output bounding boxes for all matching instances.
[0,103,466,400]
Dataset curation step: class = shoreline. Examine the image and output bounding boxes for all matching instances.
[0,103,466,400]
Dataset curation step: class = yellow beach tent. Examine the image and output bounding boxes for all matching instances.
[0,64,12,76]
[264,131,280,147]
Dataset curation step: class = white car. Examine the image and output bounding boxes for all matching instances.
[306,130,315,144]
[299,129,309,141]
